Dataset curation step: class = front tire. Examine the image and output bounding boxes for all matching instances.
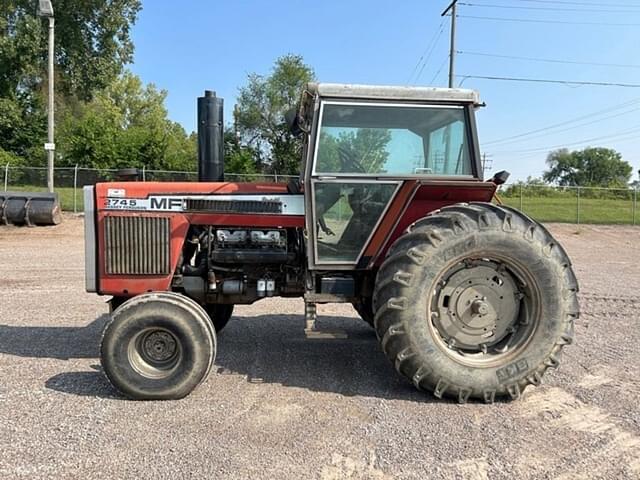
[373,203,579,403]
[101,292,216,400]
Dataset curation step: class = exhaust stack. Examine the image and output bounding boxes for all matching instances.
[197,90,224,182]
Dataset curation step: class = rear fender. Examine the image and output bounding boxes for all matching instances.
[369,181,496,267]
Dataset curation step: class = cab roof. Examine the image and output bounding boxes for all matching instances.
[307,82,481,105]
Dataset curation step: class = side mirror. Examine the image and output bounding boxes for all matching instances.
[284,107,303,136]
[489,170,510,185]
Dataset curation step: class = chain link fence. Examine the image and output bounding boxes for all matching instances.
[499,183,639,225]
[2,165,296,212]
[3,165,638,225]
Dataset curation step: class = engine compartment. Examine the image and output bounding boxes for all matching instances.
[177,225,305,304]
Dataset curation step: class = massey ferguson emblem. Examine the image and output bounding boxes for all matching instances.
[150,197,183,210]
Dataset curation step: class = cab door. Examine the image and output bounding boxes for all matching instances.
[304,100,476,270]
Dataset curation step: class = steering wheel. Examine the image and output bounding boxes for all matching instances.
[337,145,367,174]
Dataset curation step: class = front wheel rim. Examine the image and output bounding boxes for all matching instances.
[428,255,541,367]
[127,327,182,379]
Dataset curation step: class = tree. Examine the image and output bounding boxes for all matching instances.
[317,128,391,173]
[543,147,633,187]
[1,0,141,100]
[58,72,196,171]
[0,0,141,162]
[234,54,315,175]
[224,131,258,177]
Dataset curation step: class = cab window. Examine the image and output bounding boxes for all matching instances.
[314,103,473,176]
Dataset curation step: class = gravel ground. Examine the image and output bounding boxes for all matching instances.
[0,216,639,479]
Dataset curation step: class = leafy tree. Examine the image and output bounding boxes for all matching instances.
[338,128,391,173]
[0,0,141,161]
[1,0,141,100]
[224,131,258,177]
[543,147,633,187]
[58,72,196,170]
[234,54,315,175]
[317,128,391,173]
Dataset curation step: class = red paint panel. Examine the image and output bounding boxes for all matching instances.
[374,182,496,265]
[95,181,290,200]
[362,180,417,259]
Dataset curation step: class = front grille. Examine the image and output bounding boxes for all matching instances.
[185,198,282,214]
[104,216,170,275]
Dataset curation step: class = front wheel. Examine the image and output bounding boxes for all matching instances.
[373,202,579,403]
[101,292,216,400]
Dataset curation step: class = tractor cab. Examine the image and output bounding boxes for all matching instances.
[297,83,484,269]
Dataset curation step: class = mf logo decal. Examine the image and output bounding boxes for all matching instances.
[150,197,183,210]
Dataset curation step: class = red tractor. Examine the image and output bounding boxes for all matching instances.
[84,84,579,402]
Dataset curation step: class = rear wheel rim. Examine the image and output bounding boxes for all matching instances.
[127,327,182,379]
[428,255,540,367]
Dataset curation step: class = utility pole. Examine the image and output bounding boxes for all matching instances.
[441,0,458,88]
[38,0,55,193]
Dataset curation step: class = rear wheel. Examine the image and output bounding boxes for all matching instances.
[204,304,234,332]
[101,292,216,400]
[373,202,579,403]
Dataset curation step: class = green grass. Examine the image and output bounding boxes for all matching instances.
[501,194,637,225]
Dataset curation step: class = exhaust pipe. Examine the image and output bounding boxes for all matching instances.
[0,191,62,226]
[197,90,224,182]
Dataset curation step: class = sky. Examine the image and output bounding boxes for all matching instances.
[129,0,640,182]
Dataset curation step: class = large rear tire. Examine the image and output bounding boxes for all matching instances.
[373,202,579,403]
[101,292,216,400]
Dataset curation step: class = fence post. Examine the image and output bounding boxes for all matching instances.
[576,186,581,224]
[519,184,523,212]
[142,165,146,181]
[634,187,637,226]
[3,163,8,191]
[73,164,79,213]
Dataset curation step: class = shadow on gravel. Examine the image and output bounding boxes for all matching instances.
[214,314,434,403]
[7,312,439,402]
[45,367,119,399]
[0,315,109,359]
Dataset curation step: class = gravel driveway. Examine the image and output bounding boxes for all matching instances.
[0,217,639,479]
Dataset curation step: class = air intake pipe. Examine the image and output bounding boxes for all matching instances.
[197,90,224,182]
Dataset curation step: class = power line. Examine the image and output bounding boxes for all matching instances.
[458,14,640,26]
[491,125,640,154]
[458,75,640,88]
[512,0,640,7]
[458,50,640,69]
[484,98,640,145]
[486,106,640,147]
[407,20,445,85]
[429,56,450,86]
[459,2,640,13]
[414,26,446,83]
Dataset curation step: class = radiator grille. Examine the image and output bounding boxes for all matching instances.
[105,216,170,275]
[185,198,282,214]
